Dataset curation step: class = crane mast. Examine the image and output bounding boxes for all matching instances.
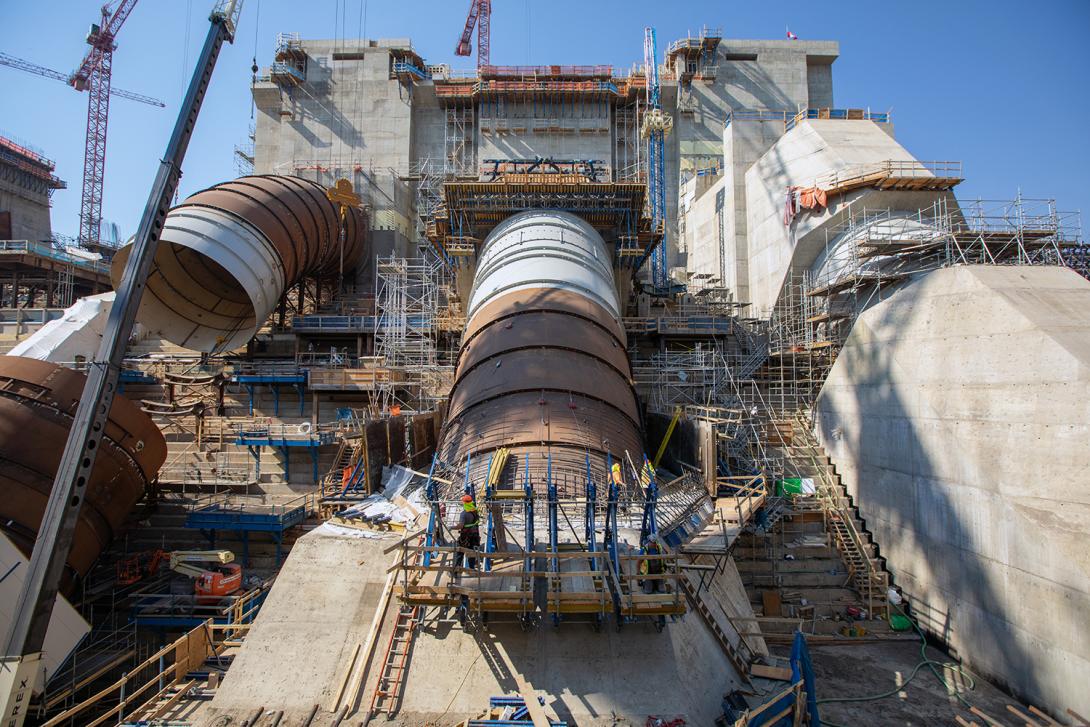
[643,27,671,289]
[73,0,141,250]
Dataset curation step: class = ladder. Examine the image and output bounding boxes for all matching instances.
[679,573,753,683]
[368,603,420,717]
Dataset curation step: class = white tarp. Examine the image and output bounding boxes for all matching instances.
[8,292,115,363]
[0,533,91,693]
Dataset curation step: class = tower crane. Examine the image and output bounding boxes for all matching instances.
[71,0,150,250]
[642,27,672,290]
[455,0,492,70]
[0,53,165,107]
[0,2,165,252]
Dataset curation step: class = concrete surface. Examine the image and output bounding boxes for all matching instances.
[743,118,923,314]
[201,526,399,724]
[199,523,751,726]
[815,265,1090,719]
[779,640,1036,726]
[391,611,742,726]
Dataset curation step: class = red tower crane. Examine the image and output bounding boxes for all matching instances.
[71,0,144,249]
[455,0,491,70]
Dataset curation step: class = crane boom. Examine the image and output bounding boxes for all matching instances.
[454,0,491,69]
[0,52,165,107]
[2,3,242,724]
[70,0,140,88]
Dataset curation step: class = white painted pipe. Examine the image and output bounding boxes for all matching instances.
[112,206,284,353]
[466,210,620,323]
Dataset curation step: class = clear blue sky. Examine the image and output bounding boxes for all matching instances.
[2,0,1088,240]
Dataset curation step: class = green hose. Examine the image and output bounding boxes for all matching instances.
[815,602,978,726]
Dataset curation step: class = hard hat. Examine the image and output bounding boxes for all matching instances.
[461,494,474,503]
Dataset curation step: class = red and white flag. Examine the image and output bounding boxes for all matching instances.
[786,28,798,40]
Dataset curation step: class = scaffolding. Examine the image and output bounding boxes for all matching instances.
[445,104,476,177]
[798,194,1084,352]
[375,256,441,368]
[372,255,458,413]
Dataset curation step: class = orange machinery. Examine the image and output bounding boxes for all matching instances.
[168,550,243,598]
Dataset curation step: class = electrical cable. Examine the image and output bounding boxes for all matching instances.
[815,602,980,726]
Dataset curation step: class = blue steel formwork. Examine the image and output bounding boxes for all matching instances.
[644,26,669,289]
[184,495,309,565]
[234,426,334,483]
[230,368,307,417]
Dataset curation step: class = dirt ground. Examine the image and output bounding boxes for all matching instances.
[770,639,1041,727]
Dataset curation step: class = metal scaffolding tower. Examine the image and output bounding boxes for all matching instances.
[374,256,442,368]
[643,27,671,289]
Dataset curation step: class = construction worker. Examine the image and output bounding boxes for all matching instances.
[611,462,624,487]
[639,538,666,594]
[640,459,656,487]
[453,494,481,579]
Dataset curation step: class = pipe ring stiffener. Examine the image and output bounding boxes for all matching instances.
[0,357,166,589]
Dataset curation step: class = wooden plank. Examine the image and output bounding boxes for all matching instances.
[970,706,1012,727]
[144,680,196,721]
[513,673,552,727]
[329,642,361,712]
[762,590,782,617]
[1027,706,1061,726]
[335,562,396,712]
[749,664,793,681]
[1068,709,1090,726]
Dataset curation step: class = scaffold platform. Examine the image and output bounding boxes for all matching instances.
[185,495,309,565]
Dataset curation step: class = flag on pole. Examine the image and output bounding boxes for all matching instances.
[787,28,799,40]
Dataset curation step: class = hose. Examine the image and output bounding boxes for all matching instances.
[815,602,979,726]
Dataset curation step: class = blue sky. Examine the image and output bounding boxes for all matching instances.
[2,0,1088,240]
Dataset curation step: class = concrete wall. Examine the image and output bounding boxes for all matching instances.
[814,265,1090,717]
[0,169,53,242]
[672,38,837,281]
[253,39,418,285]
[478,100,612,165]
[743,118,920,313]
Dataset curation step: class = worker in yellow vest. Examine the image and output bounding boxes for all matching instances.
[453,494,481,580]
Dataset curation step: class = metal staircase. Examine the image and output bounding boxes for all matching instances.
[788,413,890,619]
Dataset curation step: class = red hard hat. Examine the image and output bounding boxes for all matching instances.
[461,494,474,503]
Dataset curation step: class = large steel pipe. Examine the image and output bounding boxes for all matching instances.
[438,211,642,490]
[0,357,166,589]
[112,175,367,353]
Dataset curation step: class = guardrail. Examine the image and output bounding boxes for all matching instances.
[805,160,962,192]
[0,239,109,274]
[40,619,251,727]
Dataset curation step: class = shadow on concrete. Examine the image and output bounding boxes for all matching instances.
[813,281,1043,703]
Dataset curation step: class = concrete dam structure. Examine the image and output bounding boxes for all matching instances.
[2,6,1089,727]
